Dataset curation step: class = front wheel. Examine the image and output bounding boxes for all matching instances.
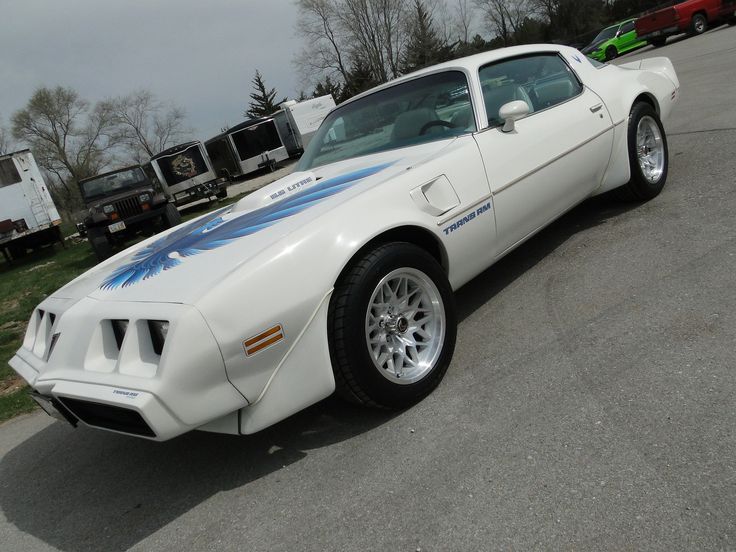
[163,203,182,228]
[328,243,457,409]
[614,102,669,201]
[604,45,617,61]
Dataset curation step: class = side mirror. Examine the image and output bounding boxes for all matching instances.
[499,100,530,133]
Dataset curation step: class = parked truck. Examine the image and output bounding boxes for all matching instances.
[636,0,736,46]
[204,116,289,180]
[78,164,181,261]
[0,149,63,261]
[147,140,228,206]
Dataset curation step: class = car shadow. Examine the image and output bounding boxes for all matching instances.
[0,193,641,552]
[0,396,397,552]
[455,194,640,323]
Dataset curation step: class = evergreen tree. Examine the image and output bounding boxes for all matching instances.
[313,76,342,101]
[245,70,286,118]
[340,59,380,103]
[401,1,452,74]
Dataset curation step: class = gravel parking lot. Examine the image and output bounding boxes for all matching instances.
[1,25,735,552]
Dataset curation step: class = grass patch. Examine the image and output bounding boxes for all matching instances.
[0,387,36,423]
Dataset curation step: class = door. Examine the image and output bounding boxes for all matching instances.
[618,20,638,51]
[473,53,614,255]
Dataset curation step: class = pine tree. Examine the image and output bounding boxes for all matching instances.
[313,76,342,101]
[401,1,451,74]
[245,70,286,118]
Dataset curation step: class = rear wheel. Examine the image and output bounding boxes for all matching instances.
[604,45,618,61]
[163,203,182,228]
[691,13,707,34]
[329,243,456,409]
[614,102,669,201]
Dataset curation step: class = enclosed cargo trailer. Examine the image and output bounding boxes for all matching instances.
[0,150,63,261]
[204,117,288,180]
[148,141,228,206]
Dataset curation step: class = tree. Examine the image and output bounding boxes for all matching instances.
[313,76,342,100]
[401,0,452,74]
[245,70,286,118]
[111,89,191,163]
[0,115,13,155]
[11,86,118,212]
[474,0,536,46]
[295,0,410,90]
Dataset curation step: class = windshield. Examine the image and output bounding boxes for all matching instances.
[297,70,475,171]
[593,25,618,44]
[80,167,147,201]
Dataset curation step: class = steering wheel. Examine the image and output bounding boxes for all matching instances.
[419,120,454,135]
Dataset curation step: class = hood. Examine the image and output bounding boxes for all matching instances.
[55,141,454,305]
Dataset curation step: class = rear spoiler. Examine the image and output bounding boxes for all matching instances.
[619,57,680,90]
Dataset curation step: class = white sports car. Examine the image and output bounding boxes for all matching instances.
[10,45,678,440]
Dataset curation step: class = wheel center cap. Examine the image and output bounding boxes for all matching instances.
[396,317,409,334]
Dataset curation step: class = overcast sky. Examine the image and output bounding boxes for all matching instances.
[0,0,302,141]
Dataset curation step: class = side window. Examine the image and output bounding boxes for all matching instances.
[0,158,22,187]
[479,54,583,126]
[620,21,635,34]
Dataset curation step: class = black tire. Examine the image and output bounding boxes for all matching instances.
[649,37,667,47]
[88,227,112,262]
[614,102,669,201]
[216,190,228,199]
[163,203,182,228]
[328,242,457,409]
[8,243,27,260]
[604,45,618,61]
[691,13,707,35]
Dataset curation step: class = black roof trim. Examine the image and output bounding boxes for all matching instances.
[151,140,202,161]
[204,116,273,143]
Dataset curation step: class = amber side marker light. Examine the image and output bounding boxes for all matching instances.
[243,324,284,356]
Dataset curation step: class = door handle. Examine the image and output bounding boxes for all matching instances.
[589,104,603,113]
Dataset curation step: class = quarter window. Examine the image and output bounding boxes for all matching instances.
[479,54,583,126]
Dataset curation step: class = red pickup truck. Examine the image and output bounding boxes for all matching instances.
[636,0,736,46]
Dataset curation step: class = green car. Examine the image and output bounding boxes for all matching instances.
[582,19,647,62]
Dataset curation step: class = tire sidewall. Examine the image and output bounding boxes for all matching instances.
[627,102,669,199]
[605,46,617,61]
[332,243,456,408]
[692,14,707,34]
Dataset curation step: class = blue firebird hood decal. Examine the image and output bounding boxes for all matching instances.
[100,163,393,290]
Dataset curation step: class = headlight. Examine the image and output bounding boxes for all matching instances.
[102,205,115,214]
[139,193,151,203]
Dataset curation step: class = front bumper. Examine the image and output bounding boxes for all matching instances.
[9,296,248,441]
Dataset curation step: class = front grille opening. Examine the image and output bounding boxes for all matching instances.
[57,397,155,437]
[110,319,129,349]
[147,320,169,356]
[46,332,60,360]
[114,197,143,218]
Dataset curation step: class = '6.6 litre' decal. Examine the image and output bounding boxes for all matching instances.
[442,202,491,235]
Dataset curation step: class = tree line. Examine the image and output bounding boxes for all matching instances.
[292,0,668,104]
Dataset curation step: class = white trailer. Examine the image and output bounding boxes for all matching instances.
[277,94,336,153]
[0,149,63,261]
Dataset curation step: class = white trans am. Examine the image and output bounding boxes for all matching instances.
[10,45,678,440]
